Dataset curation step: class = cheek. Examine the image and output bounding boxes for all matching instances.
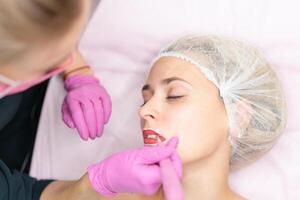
[167,103,228,163]
[161,106,205,162]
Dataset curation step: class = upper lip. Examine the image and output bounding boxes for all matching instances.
[142,129,166,142]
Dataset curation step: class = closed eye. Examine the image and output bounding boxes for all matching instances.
[141,96,185,107]
[166,95,185,100]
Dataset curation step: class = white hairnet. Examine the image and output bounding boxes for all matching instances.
[154,35,287,167]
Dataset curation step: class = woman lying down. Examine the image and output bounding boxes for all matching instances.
[43,35,287,200]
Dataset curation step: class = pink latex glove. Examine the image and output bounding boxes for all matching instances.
[88,137,182,196]
[62,75,112,140]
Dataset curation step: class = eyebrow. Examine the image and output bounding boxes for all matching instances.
[141,77,191,92]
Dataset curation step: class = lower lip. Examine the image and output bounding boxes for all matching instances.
[143,130,166,145]
[144,138,158,145]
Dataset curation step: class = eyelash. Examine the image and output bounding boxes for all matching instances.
[166,95,184,100]
[140,95,184,107]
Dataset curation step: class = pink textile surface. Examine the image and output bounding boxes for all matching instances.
[30,1,300,199]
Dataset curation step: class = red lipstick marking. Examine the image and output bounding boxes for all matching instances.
[143,130,166,145]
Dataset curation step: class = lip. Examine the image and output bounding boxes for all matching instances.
[143,129,166,145]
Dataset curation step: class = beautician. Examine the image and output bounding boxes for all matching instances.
[0,1,181,199]
[0,0,110,172]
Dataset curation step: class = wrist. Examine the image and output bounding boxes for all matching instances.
[77,174,99,196]
[88,163,117,197]
[67,174,102,200]
[63,49,93,80]
[40,180,78,200]
[63,65,93,80]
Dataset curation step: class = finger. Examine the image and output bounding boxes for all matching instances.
[64,112,75,128]
[68,99,89,140]
[81,100,97,139]
[165,137,182,178]
[165,136,179,149]
[138,165,161,195]
[62,101,75,128]
[98,87,112,124]
[92,99,104,137]
[160,159,184,200]
[139,146,175,164]
[143,183,161,196]
[169,151,183,179]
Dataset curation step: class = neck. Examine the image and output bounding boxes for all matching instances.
[182,153,231,199]
[151,141,242,200]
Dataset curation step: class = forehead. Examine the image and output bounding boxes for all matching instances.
[146,56,209,87]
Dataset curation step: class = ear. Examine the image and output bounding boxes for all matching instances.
[227,101,252,137]
[235,101,252,129]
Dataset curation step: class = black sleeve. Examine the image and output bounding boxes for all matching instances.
[0,160,53,200]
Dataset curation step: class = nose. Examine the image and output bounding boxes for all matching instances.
[139,98,159,121]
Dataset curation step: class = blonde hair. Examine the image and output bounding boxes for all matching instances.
[0,0,83,65]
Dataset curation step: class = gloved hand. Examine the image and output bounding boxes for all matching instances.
[62,75,112,140]
[88,137,182,196]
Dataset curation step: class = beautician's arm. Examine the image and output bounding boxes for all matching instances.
[62,49,93,79]
[40,174,145,200]
[40,138,180,200]
[0,160,107,200]
[40,174,106,200]
[41,174,138,200]
[59,48,112,141]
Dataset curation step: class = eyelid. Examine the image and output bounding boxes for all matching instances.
[167,80,193,90]
[166,95,185,100]
[167,82,192,93]
[167,87,189,97]
[168,95,184,97]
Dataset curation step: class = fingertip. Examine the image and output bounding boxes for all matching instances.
[166,136,179,149]
[81,135,88,141]
[78,129,89,141]
[90,136,96,140]
[62,105,75,129]
[161,145,175,158]
[63,115,75,129]
[88,125,97,140]
[141,146,173,164]
[90,133,97,140]
[97,125,104,137]
[89,134,96,140]
[97,132,102,137]
[68,119,75,128]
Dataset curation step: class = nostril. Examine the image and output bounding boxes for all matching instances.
[139,103,157,120]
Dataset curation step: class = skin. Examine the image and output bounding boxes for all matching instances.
[40,174,101,200]
[138,56,245,200]
[140,56,228,164]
